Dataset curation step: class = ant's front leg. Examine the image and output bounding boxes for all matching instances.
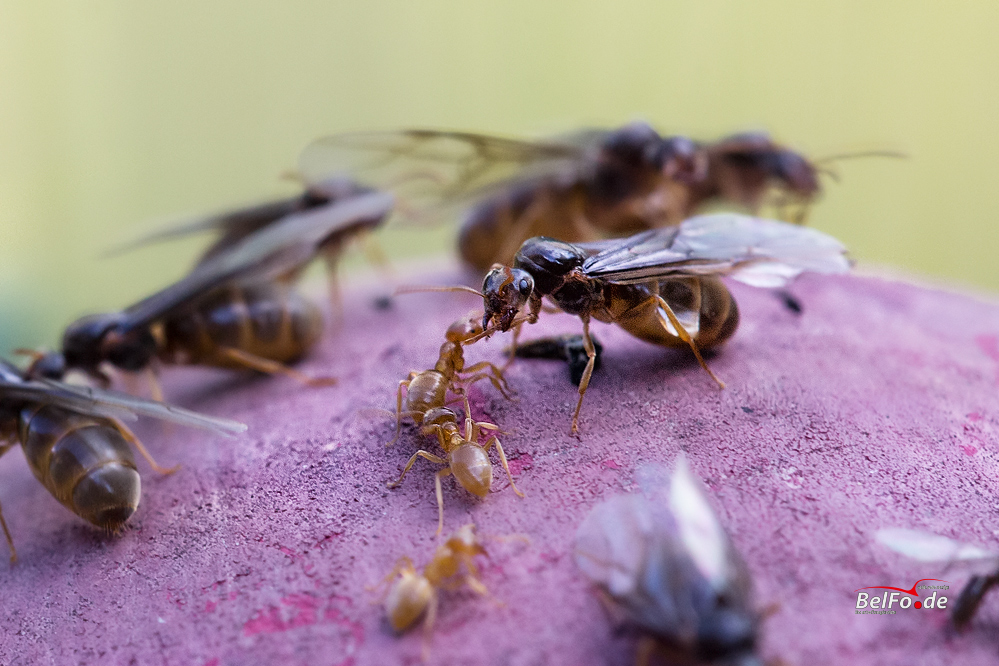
[569,317,597,435]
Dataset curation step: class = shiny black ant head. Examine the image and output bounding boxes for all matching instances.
[26,351,67,380]
[62,312,157,378]
[482,265,534,333]
[602,122,662,167]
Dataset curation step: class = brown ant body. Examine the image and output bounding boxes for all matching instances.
[0,359,245,562]
[377,523,491,660]
[28,192,393,395]
[299,125,894,272]
[388,314,524,534]
[480,214,851,433]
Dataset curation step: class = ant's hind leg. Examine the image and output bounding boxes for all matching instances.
[217,347,337,387]
[420,592,439,662]
[433,468,453,536]
[386,450,448,490]
[112,419,180,475]
[570,318,598,435]
[482,435,525,498]
[653,295,725,389]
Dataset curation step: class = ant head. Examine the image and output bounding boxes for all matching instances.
[695,607,759,664]
[24,351,67,380]
[384,569,433,632]
[482,265,533,333]
[602,121,662,167]
[446,523,485,556]
[445,313,484,344]
[769,149,820,197]
[449,444,492,498]
[653,136,707,185]
[62,312,157,378]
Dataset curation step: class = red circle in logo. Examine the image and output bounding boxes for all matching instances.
[914,601,922,609]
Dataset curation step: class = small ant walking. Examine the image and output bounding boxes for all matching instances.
[387,313,524,534]
[376,523,492,660]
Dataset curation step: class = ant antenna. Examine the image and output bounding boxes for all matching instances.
[394,285,484,298]
[812,149,909,166]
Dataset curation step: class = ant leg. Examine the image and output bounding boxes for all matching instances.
[635,636,656,666]
[482,435,525,498]
[386,450,448,490]
[433,469,452,536]
[0,497,14,564]
[387,379,413,447]
[112,419,180,475]
[462,362,512,399]
[0,445,16,563]
[504,321,521,368]
[320,248,345,323]
[359,230,394,278]
[217,347,337,387]
[570,318,598,435]
[653,295,725,389]
[366,556,416,596]
[420,592,439,662]
[145,366,164,403]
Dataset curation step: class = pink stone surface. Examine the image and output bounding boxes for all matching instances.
[2,268,999,666]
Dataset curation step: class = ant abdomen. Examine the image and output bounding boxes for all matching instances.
[19,405,140,531]
[449,445,492,497]
[160,281,323,367]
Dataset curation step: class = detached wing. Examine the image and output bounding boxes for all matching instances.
[581,213,851,287]
[299,130,588,210]
[876,528,999,573]
[118,191,394,331]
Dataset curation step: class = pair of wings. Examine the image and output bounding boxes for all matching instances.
[298,129,604,208]
[0,361,246,436]
[576,213,851,288]
[574,457,753,638]
[116,190,394,333]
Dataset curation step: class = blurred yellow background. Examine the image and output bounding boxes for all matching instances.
[2,1,997,351]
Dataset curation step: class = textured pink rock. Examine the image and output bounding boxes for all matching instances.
[2,267,999,666]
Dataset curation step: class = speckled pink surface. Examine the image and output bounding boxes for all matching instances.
[2,268,999,666]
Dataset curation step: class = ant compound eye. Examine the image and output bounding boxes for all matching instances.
[518,277,532,295]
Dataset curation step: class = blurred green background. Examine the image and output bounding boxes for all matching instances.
[2,1,997,352]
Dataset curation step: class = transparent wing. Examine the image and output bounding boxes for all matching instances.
[669,456,736,590]
[877,528,999,571]
[581,213,851,286]
[104,196,305,258]
[119,191,394,331]
[0,379,138,422]
[575,458,752,641]
[104,177,370,261]
[0,378,246,435]
[298,130,588,213]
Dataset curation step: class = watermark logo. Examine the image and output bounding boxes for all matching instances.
[854,578,950,615]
